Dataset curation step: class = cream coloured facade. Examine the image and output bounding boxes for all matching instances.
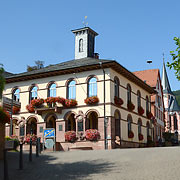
[3,27,155,150]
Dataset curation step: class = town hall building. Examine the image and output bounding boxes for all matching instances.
[3,27,155,150]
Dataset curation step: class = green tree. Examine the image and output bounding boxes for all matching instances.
[27,60,44,72]
[167,37,180,81]
[0,64,5,99]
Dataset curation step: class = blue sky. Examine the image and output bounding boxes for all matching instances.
[0,0,179,90]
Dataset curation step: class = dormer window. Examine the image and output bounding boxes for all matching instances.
[79,39,83,52]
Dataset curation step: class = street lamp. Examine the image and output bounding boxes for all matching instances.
[99,62,108,150]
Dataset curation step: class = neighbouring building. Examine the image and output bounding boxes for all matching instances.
[161,61,180,134]
[3,27,155,150]
[133,69,165,143]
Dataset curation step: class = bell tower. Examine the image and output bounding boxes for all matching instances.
[72,27,98,60]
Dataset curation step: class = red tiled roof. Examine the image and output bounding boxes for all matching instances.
[133,69,159,88]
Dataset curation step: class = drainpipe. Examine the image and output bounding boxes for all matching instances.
[99,62,108,150]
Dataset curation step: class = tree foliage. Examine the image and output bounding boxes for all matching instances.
[167,37,180,81]
[27,60,44,72]
[0,64,5,99]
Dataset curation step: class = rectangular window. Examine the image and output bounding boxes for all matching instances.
[39,126,43,133]
[59,125,63,131]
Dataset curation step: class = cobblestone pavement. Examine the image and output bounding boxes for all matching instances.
[1,147,180,180]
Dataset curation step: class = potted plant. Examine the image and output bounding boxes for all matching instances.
[31,98,44,108]
[85,129,100,141]
[138,106,144,116]
[138,133,144,141]
[25,134,37,145]
[45,97,57,107]
[128,130,134,138]
[114,96,123,106]
[84,96,99,105]
[65,131,76,142]
[55,97,66,106]
[5,135,19,150]
[127,101,135,111]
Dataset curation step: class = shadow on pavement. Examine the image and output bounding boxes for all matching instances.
[0,151,114,180]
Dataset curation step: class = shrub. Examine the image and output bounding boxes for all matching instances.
[65,131,76,142]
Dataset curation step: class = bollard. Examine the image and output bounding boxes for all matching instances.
[19,143,23,170]
[38,138,41,154]
[36,138,39,157]
[3,149,9,180]
[29,138,32,162]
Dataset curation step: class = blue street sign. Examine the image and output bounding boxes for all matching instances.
[44,129,55,138]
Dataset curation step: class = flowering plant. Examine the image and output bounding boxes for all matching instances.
[127,101,135,111]
[138,106,144,116]
[128,130,134,138]
[114,96,123,106]
[45,97,57,104]
[26,104,35,113]
[31,98,44,108]
[85,129,100,141]
[25,134,37,144]
[147,111,153,119]
[0,106,10,123]
[65,131,76,142]
[84,96,99,105]
[64,99,77,107]
[138,133,144,141]
[13,106,20,114]
[55,97,66,105]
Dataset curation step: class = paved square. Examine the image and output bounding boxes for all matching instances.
[1,147,180,180]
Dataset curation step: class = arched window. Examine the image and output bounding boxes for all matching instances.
[138,119,142,134]
[127,84,131,103]
[67,80,76,99]
[137,90,141,108]
[88,77,97,97]
[146,96,149,113]
[127,115,132,134]
[114,77,120,98]
[48,83,56,97]
[30,86,38,102]
[115,110,121,137]
[147,122,150,137]
[86,111,98,130]
[13,88,20,102]
[79,39,83,52]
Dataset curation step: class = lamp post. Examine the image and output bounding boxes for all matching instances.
[99,62,108,150]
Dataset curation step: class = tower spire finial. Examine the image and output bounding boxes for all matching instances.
[163,52,165,64]
[82,16,88,27]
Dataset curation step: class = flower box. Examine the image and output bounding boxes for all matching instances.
[127,101,135,111]
[31,98,44,108]
[5,135,20,150]
[85,129,100,141]
[64,99,77,107]
[65,131,76,142]
[138,106,144,116]
[128,130,134,138]
[0,107,10,124]
[84,96,99,105]
[13,106,20,114]
[114,96,123,106]
[147,111,153,119]
[138,133,144,141]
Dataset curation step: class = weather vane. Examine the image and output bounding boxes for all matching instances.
[82,16,88,27]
